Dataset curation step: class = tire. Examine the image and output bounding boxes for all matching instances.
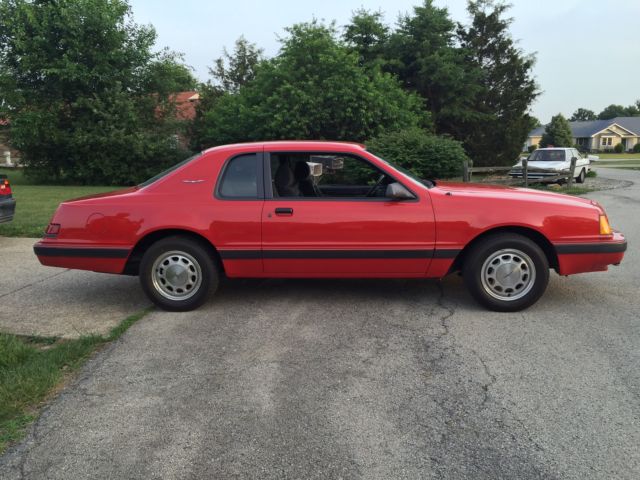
[463,233,549,312]
[576,168,586,184]
[139,236,219,311]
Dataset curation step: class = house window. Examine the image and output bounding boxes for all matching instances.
[601,137,613,146]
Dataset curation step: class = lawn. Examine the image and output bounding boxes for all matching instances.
[594,153,640,160]
[0,309,151,453]
[0,168,116,237]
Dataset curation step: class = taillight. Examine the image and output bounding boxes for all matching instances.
[0,178,10,195]
[45,223,61,236]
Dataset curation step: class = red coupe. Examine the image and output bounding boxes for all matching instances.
[34,141,626,312]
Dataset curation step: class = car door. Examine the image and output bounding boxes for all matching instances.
[260,150,436,276]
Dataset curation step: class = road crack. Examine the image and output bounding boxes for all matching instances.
[0,269,70,299]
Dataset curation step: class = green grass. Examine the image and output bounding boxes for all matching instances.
[594,153,640,159]
[0,168,116,237]
[0,308,152,453]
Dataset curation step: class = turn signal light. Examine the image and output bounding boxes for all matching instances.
[599,215,612,235]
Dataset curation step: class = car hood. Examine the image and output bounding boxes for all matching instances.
[435,181,597,209]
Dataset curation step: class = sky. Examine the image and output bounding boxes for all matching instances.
[130,0,640,123]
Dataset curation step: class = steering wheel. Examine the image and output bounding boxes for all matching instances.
[366,174,386,197]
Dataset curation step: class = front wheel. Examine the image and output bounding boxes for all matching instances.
[139,236,219,311]
[463,233,549,312]
[576,168,586,184]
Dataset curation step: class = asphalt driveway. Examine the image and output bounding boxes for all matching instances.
[1,167,638,479]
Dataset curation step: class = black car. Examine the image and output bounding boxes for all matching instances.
[0,174,16,223]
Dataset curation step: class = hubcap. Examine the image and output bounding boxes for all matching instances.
[480,248,536,301]
[151,250,202,301]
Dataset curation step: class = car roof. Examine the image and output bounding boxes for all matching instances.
[535,147,571,151]
[203,140,367,154]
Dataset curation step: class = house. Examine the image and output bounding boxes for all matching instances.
[170,91,199,121]
[0,119,20,166]
[526,117,640,152]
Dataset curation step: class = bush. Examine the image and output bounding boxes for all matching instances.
[574,144,588,153]
[527,145,538,153]
[633,144,640,153]
[586,170,597,178]
[614,143,624,153]
[367,128,468,179]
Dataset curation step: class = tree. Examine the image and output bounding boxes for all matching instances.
[539,114,573,147]
[456,0,539,166]
[385,0,481,136]
[143,51,197,94]
[343,9,389,67]
[194,22,429,148]
[598,104,633,119]
[210,36,263,93]
[570,108,596,122]
[0,0,193,184]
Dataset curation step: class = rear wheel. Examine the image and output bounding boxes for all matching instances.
[576,168,586,184]
[463,233,549,312]
[139,236,219,311]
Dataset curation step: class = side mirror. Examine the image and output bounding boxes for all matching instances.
[386,182,414,200]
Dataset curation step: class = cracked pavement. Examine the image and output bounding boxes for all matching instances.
[1,167,639,479]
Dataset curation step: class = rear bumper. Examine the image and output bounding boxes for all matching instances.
[554,233,627,275]
[33,242,131,274]
[0,197,16,223]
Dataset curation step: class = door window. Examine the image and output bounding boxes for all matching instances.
[269,153,395,199]
[217,154,259,199]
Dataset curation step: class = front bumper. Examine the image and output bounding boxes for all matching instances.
[554,232,627,275]
[0,197,16,223]
[509,170,566,179]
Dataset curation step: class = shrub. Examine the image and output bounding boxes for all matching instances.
[633,144,640,153]
[614,143,624,153]
[586,170,597,178]
[527,145,538,153]
[367,128,469,179]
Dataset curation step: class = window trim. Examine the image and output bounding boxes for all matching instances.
[214,151,265,200]
[263,151,418,202]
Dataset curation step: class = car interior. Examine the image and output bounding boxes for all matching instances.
[270,153,395,198]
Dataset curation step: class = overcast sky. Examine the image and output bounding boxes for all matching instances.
[130,0,640,123]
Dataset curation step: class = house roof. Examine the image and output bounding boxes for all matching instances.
[154,91,200,121]
[530,116,640,138]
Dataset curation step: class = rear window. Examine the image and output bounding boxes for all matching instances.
[138,153,201,188]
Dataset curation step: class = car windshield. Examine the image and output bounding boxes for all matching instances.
[529,150,565,162]
[368,153,434,187]
[138,153,201,187]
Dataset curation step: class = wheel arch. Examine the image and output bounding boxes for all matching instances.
[449,226,558,274]
[123,228,223,275]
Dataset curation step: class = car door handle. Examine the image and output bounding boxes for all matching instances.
[275,207,293,216]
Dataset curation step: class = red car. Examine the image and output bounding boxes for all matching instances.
[34,141,626,312]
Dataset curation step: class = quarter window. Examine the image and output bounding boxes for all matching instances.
[218,154,258,198]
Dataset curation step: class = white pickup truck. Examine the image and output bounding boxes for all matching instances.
[509,147,595,184]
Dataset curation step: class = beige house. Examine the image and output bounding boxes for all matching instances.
[526,117,640,152]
